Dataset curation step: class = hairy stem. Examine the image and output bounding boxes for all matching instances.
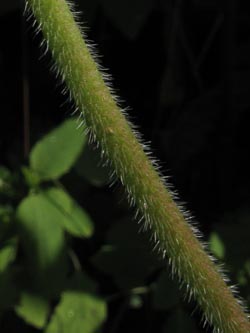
[25,0,250,332]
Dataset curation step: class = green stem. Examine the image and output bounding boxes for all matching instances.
[25,0,250,331]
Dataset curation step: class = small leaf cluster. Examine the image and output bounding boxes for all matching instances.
[0,119,105,332]
[0,118,201,332]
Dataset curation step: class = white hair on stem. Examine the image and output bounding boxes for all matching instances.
[24,1,250,332]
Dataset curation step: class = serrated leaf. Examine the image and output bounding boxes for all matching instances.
[43,187,94,238]
[15,292,49,329]
[100,0,154,39]
[46,291,107,333]
[91,218,162,288]
[152,269,180,311]
[209,232,225,259]
[16,194,68,296]
[30,119,86,181]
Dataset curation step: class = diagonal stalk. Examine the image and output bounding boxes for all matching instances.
[25,0,250,332]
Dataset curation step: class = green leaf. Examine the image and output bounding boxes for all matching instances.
[0,166,16,197]
[43,187,94,238]
[209,232,225,259]
[152,269,180,311]
[0,240,17,273]
[0,166,11,182]
[16,194,68,296]
[0,205,14,224]
[30,119,86,181]
[46,291,107,333]
[0,240,19,310]
[22,166,41,188]
[91,218,162,288]
[75,144,109,187]
[100,0,154,39]
[15,292,50,329]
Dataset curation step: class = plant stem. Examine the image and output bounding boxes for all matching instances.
[25,0,250,331]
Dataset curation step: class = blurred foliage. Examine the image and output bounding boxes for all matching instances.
[0,119,196,332]
[1,0,250,332]
[29,119,86,181]
[46,291,107,333]
[0,116,249,333]
[0,120,103,330]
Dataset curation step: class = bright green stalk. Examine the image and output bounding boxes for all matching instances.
[25,0,250,332]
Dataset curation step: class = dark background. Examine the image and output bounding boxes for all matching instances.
[0,0,250,332]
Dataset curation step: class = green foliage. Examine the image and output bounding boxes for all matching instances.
[0,117,204,332]
[1,0,249,331]
[15,292,49,329]
[30,119,86,181]
[0,117,250,332]
[0,240,18,311]
[209,232,225,260]
[45,291,107,333]
[209,210,250,304]
[38,187,94,238]
[0,119,107,331]
[25,0,250,330]
[0,240,17,273]
[17,192,68,296]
